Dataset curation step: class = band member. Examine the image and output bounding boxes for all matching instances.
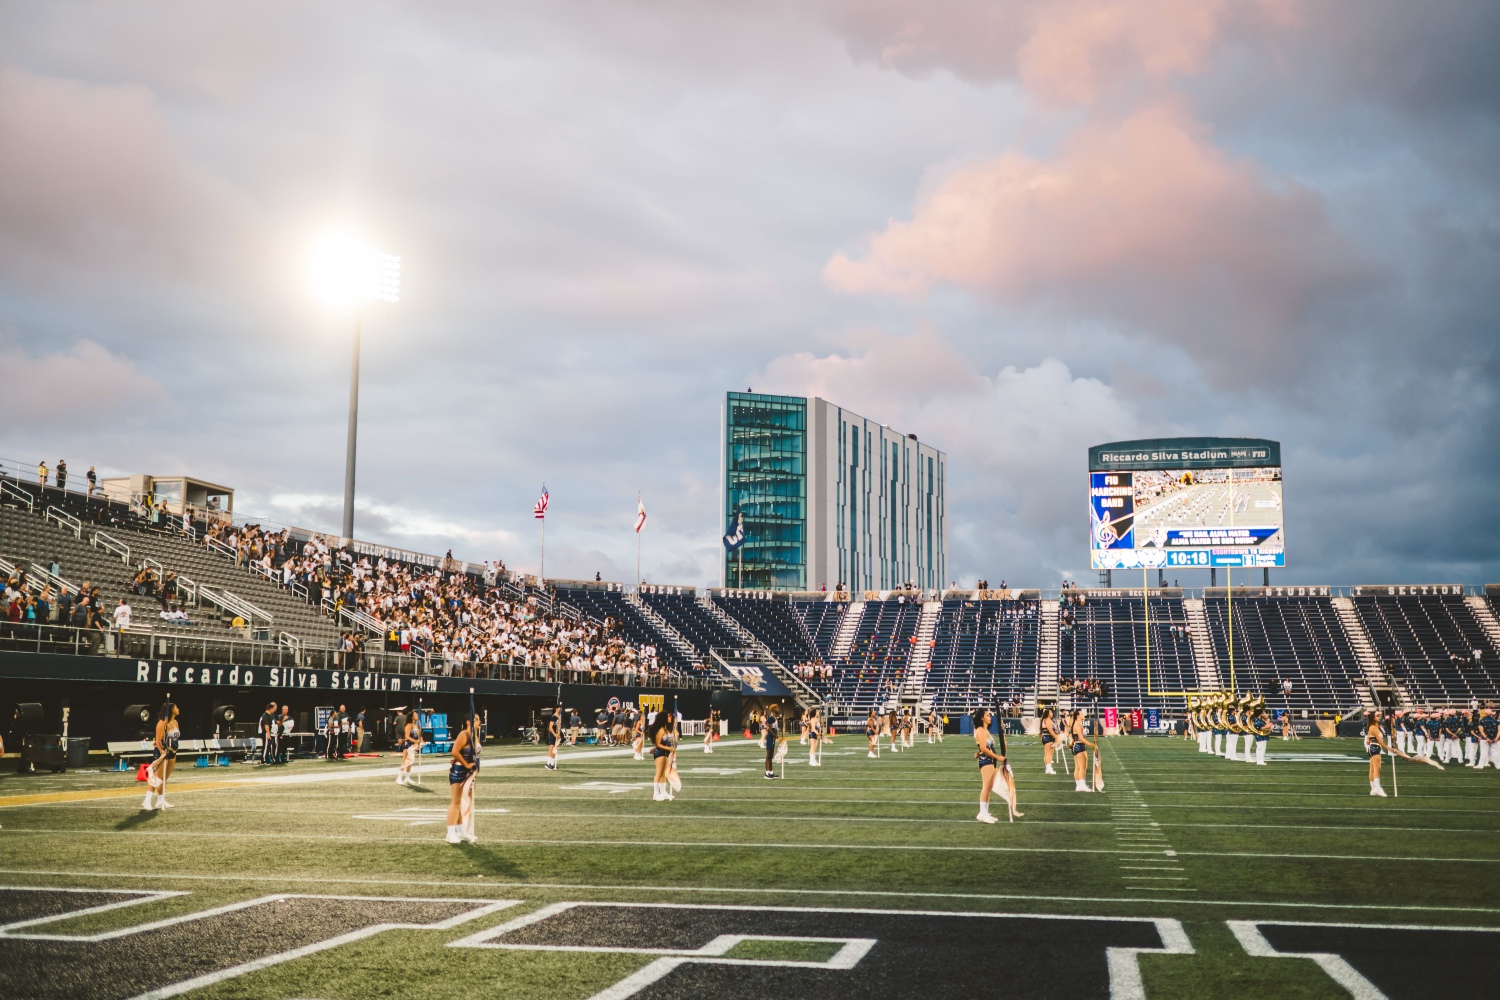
[1069,708,1096,792]
[650,710,677,801]
[1251,707,1272,765]
[972,707,1003,824]
[445,709,479,843]
[866,710,879,758]
[1366,710,1391,797]
[763,704,782,779]
[807,708,822,767]
[1476,709,1498,770]
[704,708,718,753]
[143,701,180,811]
[1041,707,1060,774]
[396,710,422,785]
[545,704,561,770]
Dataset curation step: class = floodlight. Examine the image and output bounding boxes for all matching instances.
[305,230,401,310]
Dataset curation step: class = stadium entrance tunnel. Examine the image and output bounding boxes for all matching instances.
[0,887,517,1000]
[1231,921,1500,1000]
[451,901,1193,998]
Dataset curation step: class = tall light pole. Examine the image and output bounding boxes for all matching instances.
[306,230,401,546]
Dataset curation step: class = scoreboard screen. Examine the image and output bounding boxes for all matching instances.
[1088,437,1284,570]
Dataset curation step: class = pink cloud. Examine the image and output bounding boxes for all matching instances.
[825,102,1367,376]
[0,339,162,428]
[0,66,251,288]
[826,0,1297,102]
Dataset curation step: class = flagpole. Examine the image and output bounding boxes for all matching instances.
[540,516,545,583]
[637,492,642,588]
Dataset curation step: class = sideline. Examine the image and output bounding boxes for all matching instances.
[0,740,759,810]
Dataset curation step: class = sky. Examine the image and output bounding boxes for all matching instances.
[1,1,1497,589]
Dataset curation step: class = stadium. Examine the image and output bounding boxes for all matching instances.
[4,6,1500,1000]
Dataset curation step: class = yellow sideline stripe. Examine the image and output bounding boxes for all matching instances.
[0,780,268,809]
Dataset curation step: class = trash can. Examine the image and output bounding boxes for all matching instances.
[21,735,67,773]
[65,737,92,768]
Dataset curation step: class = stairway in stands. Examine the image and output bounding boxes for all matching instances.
[697,596,819,707]
[623,591,699,665]
[1033,599,1059,711]
[829,602,864,659]
[1182,598,1223,691]
[898,600,941,712]
[1465,596,1500,651]
[1331,597,1385,710]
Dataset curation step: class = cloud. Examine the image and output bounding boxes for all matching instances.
[824,0,1296,102]
[0,338,162,429]
[0,66,250,289]
[758,328,1146,583]
[825,102,1369,378]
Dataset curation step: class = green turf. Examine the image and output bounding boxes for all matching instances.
[1,735,1496,998]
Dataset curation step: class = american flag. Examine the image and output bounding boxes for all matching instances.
[635,496,647,534]
[533,485,549,520]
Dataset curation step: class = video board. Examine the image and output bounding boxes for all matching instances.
[1089,437,1284,570]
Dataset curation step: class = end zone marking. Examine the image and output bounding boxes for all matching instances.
[0,886,186,935]
[450,901,1193,1000]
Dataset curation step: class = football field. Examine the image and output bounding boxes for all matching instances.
[0,734,1495,999]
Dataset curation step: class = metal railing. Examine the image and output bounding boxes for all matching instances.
[93,531,130,564]
[28,562,79,596]
[322,597,387,637]
[0,619,733,690]
[44,505,82,538]
[199,586,274,626]
[0,480,34,511]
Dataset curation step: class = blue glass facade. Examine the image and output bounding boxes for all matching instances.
[722,392,806,590]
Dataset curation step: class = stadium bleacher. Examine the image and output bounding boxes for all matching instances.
[1058,597,1199,713]
[712,595,823,671]
[639,592,745,660]
[926,599,1040,715]
[792,600,846,660]
[550,583,695,675]
[810,598,924,713]
[1201,595,1364,713]
[1352,592,1500,706]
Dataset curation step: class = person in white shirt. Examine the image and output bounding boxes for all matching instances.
[113,598,132,630]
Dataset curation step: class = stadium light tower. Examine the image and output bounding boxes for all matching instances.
[305,229,401,546]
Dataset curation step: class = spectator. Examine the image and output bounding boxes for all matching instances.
[113,597,132,631]
[55,460,67,491]
[37,460,48,487]
[87,466,98,496]
[49,556,62,578]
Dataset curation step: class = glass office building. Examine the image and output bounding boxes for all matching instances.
[722,392,946,592]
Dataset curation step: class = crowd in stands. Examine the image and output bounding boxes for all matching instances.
[792,659,832,680]
[1060,676,1110,698]
[197,520,667,681]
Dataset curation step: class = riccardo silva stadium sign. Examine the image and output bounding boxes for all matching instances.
[1088,437,1285,571]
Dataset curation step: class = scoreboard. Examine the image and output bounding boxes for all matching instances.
[1089,437,1284,570]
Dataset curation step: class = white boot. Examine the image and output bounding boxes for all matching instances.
[1075,779,1090,792]
[142,791,157,810]
[157,796,173,809]
[396,773,406,785]
[1044,764,1056,774]
[652,782,664,801]
[1370,779,1386,797]
[977,802,997,824]
[445,825,462,844]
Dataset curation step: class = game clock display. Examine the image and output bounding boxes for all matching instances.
[1090,465,1285,570]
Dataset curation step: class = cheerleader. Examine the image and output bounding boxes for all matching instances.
[799,712,810,745]
[865,710,879,758]
[902,710,915,749]
[544,704,561,770]
[1281,711,1294,741]
[927,709,943,743]
[1068,708,1096,792]
[395,710,422,785]
[445,710,479,843]
[1041,707,1060,774]
[703,709,718,753]
[971,707,1003,824]
[888,710,901,754]
[807,708,822,767]
[631,708,645,761]
[1365,710,1391,797]
[142,701,180,811]
[649,710,677,800]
